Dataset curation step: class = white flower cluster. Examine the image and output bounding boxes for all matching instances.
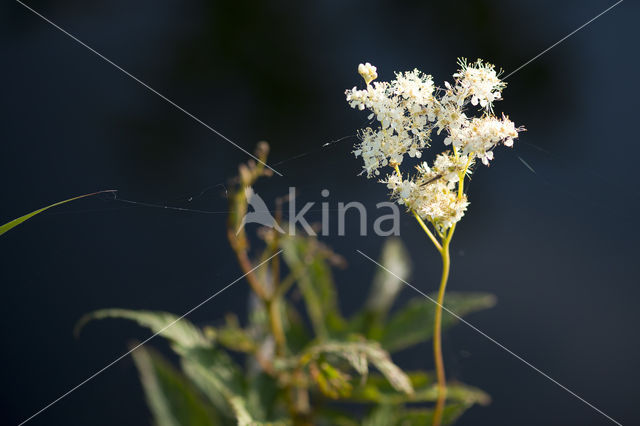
[450,58,505,110]
[346,70,436,176]
[444,114,519,165]
[346,58,522,229]
[386,153,470,230]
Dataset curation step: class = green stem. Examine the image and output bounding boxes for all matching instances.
[394,152,471,426]
[393,164,442,251]
[412,209,442,252]
[432,240,450,426]
[432,151,468,425]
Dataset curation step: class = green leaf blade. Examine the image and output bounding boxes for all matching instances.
[302,340,414,397]
[380,292,496,353]
[280,235,346,339]
[0,190,116,236]
[75,309,211,352]
[131,346,220,426]
[349,371,490,406]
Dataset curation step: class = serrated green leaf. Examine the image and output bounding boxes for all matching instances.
[0,190,116,237]
[131,345,220,426]
[75,309,210,352]
[381,292,496,352]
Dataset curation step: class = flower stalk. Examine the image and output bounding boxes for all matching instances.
[347,59,523,426]
[411,158,465,426]
[433,239,450,426]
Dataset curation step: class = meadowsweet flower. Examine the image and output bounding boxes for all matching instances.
[346,68,436,176]
[385,173,413,200]
[347,58,522,225]
[346,81,388,111]
[432,152,470,183]
[444,114,519,165]
[358,62,378,85]
[451,58,505,110]
[386,164,469,231]
[347,59,525,421]
[393,70,435,106]
[432,102,466,136]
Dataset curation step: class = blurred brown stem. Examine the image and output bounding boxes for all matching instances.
[226,143,310,422]
[227,229,270,300]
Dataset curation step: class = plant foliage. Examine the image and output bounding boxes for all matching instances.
[78,144,494,425]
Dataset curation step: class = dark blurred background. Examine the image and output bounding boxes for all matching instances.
[1,0,638,425]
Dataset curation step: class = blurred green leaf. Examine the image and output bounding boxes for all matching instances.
[76,309,210,353]
[350,371,490,406]
[357,403,475,426]
[131,345,220,426]
[282,302,312,353]
[181,347,289,426]
[245,293,311,354]
[0,190,116,237]
[363,404,396,426]
[365,238,411,317]
[301,340,413,396]
[395,404,474,426]
[180,346,248,423]
[349,238,411,340]
[309,361,353,399]
[280,235,345,339]
[207,314,257,353]
[380,292,496,353]
[246,371,280,422]
[247,292,269,335]
[315,408,360,426]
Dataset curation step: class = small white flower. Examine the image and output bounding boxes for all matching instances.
[432,152,469,183]
[358,62,378,85]
[451,58,505,111]
[449,114,519,164]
